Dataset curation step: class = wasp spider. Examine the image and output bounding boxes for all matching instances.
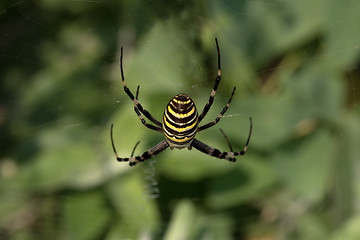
[111,38,252,166]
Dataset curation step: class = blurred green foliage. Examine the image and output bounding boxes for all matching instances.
[1,0,360,239]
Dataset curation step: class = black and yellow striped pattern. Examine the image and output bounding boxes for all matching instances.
[162,94,199,148]
[111,38,253,167]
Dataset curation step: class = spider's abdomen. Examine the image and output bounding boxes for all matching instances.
[162,94,198,148]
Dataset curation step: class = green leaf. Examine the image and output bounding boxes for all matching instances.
[107,171,160,236]
[62,191,111,240]
[163,200,196,240]
[206,155,277,209]
[332,215,360,240]
[325,0,360,69]
[273,129,335,201]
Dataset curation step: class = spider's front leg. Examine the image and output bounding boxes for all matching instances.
[110,124,169,166]
[191,117,252,162]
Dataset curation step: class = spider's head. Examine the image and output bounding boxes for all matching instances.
[162,94,199,149]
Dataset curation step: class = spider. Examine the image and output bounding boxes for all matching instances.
[111,38,252,166]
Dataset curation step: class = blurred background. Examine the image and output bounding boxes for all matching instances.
[1,0,360,239]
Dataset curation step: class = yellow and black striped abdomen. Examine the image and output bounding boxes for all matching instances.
[162,94,198,148]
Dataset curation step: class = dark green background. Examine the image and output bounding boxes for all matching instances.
[1,0,360,239]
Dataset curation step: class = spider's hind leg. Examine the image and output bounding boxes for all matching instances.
[120,47,162,127]
[132,85,162,132]
[198,38,222,123]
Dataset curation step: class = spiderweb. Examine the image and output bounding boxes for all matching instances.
[1,0,360,239]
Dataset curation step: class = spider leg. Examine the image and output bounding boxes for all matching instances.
[219,128,234,152]
[111,124,169,166]
[198,87,236,131]
[198,38,221,123]
[191,118,252,162]
[133,85,162,132]
[120,47,162,127]
[130,141,141,157]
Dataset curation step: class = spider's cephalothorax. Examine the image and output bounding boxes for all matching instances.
[111,38,253,166]
[163,94,198,149]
